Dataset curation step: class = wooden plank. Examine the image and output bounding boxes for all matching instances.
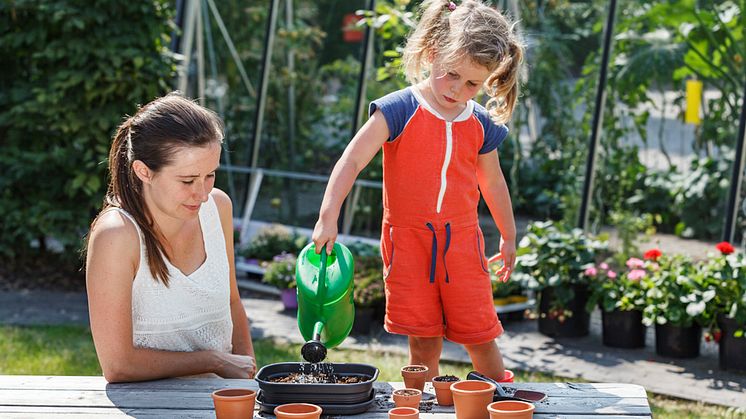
[0,376,648,399]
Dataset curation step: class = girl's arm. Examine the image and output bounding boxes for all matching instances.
[213,189,256,373]
[86,212,254,383]
[313,109,390,254]
[476,150,517,282]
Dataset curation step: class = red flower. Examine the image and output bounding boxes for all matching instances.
[716,242,735,255]
[643,248,662,261]
[713,330,722,343]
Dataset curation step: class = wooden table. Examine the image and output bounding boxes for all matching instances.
[0,375,652,418]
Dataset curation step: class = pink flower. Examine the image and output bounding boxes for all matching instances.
[628,269,646,281]
[600,262,609,270]
[607,270,617,279]
[584,266,598,277]
[626,257,644,269]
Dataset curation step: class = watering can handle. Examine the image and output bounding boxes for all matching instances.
[317,244,330,298]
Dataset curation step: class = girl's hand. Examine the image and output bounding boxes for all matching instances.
[488,237,516,283]
[312,218,338,255]
[214,352,257,379]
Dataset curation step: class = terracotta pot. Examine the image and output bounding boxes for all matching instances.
[499,369,514,383]
[400,364,428,391]
[211,388,256,419]
[274,403,322,419]
[451,380,496,419]
[392,388,422,408]
[432,375,460,406]
[487,400,535,418]
[389,406,419,419]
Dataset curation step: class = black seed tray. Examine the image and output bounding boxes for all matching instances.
[256,390,376,415]
[255,362,379,398]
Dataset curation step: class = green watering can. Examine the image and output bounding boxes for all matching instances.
[296,242,355,363]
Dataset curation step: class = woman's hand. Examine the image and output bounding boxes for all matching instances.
[488,237,516,283]
[214,352,257,379]
[312,217,338,256]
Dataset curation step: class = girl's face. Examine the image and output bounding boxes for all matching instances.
[428,56,491,112]
[139,142,221,221]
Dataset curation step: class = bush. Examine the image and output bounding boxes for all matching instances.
[0,0,175,263]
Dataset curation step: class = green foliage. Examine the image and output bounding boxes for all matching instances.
[240,224,307,261]
[671,156,729,239]
[698,245,746,337]
[0,0,175,261]
[608,210,657,265]
[262,252,298,290]
[513,220,608,311]
[642,254,716,328]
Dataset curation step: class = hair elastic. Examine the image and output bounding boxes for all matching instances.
[447,1,456,11]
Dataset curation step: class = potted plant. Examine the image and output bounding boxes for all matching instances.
[513,220,608,337]
[239,224,307,264]
[585,252,656,348]
[699,241,746,372]
[262,252,298,310]
[642,253,716,358]
[352,268,385,335]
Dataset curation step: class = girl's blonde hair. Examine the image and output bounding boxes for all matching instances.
[402,0,524,124]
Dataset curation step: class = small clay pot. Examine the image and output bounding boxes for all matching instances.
[432,375,460,406]
[400,364,428,391]
[392,388,422,408]
[487,400,535,418]
[389,406,419,419]
[211,388,256,419]
[451,380,496,419]
[274,403,323,419]
[499,369,514,383]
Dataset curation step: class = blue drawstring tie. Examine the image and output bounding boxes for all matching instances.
[425,222,451,283]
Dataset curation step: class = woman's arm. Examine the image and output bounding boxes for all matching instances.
[476,150,517,282]
[86,211,252,382]
[313,110,390,254]
[212,189,256,373]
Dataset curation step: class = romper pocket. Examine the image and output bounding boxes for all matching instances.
[475,227,490,274]
[381,224,395,279]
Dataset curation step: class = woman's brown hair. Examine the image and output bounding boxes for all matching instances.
[92,92,223,286]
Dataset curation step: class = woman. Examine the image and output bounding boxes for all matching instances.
[85,93,255,382]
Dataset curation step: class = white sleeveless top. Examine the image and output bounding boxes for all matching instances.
[108,195,233,353]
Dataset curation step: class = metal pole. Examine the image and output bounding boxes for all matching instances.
[722,78,746,243]
[577,0,617,231]
[249,0,279,170]
[350,0,376,136]
[170,0,186,54]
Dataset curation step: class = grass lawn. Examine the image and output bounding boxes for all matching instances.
[0,325,742,418]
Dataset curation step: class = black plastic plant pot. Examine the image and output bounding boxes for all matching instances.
[718,315,746,373]
[538,285,590,338]
[655,323,701,358]
[255,362,379,414]
[602,309,645,348]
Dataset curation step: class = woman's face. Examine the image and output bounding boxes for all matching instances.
[141,142,222,221]
[428,55,491,112]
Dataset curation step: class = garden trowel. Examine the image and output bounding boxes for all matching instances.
[467,371,547,403]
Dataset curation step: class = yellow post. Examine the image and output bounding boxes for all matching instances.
[685,79,703,125]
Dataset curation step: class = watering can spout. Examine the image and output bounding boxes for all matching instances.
[301,321,327,363]
[296,242,355,363]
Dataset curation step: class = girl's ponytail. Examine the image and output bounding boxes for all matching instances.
[485,38,524,125]
[402,0,453,84]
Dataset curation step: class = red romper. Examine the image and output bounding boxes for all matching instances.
[369,87,508,345]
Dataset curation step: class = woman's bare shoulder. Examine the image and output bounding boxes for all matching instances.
[87,210,141,263]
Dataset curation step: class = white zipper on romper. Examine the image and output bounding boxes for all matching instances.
[436,121,453,213]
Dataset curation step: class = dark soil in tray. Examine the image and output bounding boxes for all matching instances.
[269,372,369,384]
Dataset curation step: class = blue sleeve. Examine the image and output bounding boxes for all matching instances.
[475,105,509,154]
[368,89,418,141]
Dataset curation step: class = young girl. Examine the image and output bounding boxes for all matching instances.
[312,0,522,381]
[85,93,255,382]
